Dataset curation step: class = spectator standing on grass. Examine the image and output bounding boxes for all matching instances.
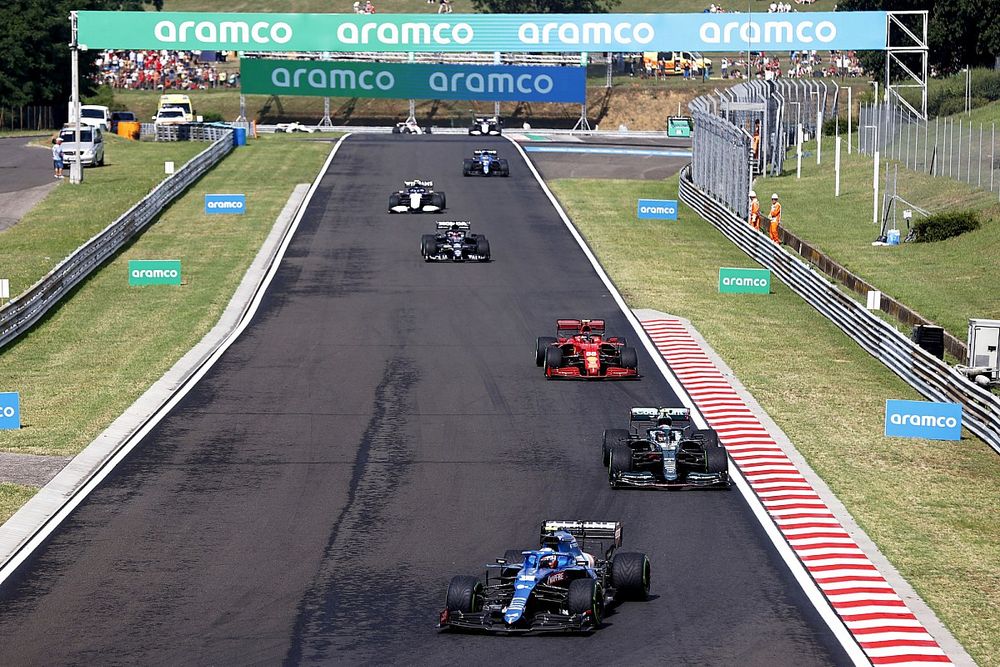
[768,193,781,243]
[52,137,64,179]
[683,60,691,80]
[438,0,452,13]
[748,190,761,230]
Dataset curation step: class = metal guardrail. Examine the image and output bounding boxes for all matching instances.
[0,131,234,352]
[678,165,1000,454]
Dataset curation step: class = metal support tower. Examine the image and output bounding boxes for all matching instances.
[885,11,929,119]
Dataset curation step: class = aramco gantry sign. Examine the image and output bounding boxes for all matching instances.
[77,11,889,53]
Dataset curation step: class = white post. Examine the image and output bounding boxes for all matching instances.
[847,87,852,154]
[835,136,842,197]
[69,11,83,185]
[796,123,803,179]
[817,110,823,164]
[873,150,880,225]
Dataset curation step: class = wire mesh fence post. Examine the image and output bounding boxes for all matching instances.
[967,121,973,186]
[979,123,984,188]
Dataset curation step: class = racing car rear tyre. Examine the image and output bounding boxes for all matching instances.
[430,192,446,210]
[602,429,630,467]
[462,159,474,176]
[498,159,510,177]
[421,235,436,259]
[568,578,603,628]
[544,346,563,373]
[619,346,639,370]
[388,193,402,211]
[476,238,490,261]
[446,575,484,613]
[611,552,651,601]
[535,337,557,366]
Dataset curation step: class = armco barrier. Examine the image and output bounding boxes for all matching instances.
[678,165,1000,455]
[0,131,233,352]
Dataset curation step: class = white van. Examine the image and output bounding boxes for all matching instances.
[67,104,111,130]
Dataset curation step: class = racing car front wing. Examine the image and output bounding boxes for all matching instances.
[546,366,639,380]
[438,608,595,634]
[610,470,730,489]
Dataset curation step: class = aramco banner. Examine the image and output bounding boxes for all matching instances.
[77,11,889,53]
[240,59,586,103]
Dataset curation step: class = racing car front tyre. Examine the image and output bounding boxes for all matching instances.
[602,429,630,467]
[476,238,490,261]
[609,442,633,486]
[619,346,639,370]
[446,575,484,613]
[611,552,651,601]
[568,578,603,629]
[535,337,557,366]
[701,431,728,475]
[421,234,437,260]
[544,346,563,373]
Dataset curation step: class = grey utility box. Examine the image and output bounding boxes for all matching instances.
[967,318,1000,382]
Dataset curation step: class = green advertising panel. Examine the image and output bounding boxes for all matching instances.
[129,260,182,286]
[76,11,890,53]
[240,59,586,103]
[719,267,770,294]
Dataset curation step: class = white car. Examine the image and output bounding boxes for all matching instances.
[153,107,188,126]
[68,104,111,130]
[58,126,105,167]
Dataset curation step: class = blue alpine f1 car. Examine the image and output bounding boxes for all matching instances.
[439,520,650,634]
[462,149,510,177]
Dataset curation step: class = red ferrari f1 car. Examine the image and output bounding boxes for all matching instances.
[535,319,639,379]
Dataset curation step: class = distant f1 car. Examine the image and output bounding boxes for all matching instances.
[469,116,502,136]
[463,149,510,177]
[392,120,431,134]
[388,180,446,213]
[605,407,730,489]
[439,520,649,634]
[535,319,639,379]
[421,221,490,262]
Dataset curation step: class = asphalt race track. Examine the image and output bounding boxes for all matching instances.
[0,135,852,665]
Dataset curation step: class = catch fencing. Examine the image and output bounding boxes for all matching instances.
[689,79,840,215]
[677,166,1000,454]
[858,102,1000,196]
[0,131,233,352]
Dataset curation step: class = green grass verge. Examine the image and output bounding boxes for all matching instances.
[762,135,1000,340]
[549,176,1000,667]
[0,134,331,457]
[0,136,206,300]
[0,484,37,525]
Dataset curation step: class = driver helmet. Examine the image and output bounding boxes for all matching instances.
[538,549,559,569]
[651,429,670,445]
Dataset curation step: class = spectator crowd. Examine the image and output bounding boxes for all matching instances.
[91,50,239,91]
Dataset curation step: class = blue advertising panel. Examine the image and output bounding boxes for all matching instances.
[78,11,889,53]
[205,194,247,214]
[241,59,586,103]
[885,399,962,441]
[0,392,21,430]
[637,199,679,220]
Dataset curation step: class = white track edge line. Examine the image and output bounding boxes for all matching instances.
[0,135,350,586]
[505,135,871,667]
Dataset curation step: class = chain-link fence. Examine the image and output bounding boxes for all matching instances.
[690,109,752,219]
[858,102,1000,195]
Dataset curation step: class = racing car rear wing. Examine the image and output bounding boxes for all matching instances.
[540,521,622,547]
[630,407,691,424]
[556,319,606,335]
[474,149,498,157]
[404,179,433,187]
[436,221,471,230]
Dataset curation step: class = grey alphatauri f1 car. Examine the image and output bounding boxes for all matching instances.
[421,221,490,262]
[605,407,730,489]
[439,520,650,634]
[388,180,446,213]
